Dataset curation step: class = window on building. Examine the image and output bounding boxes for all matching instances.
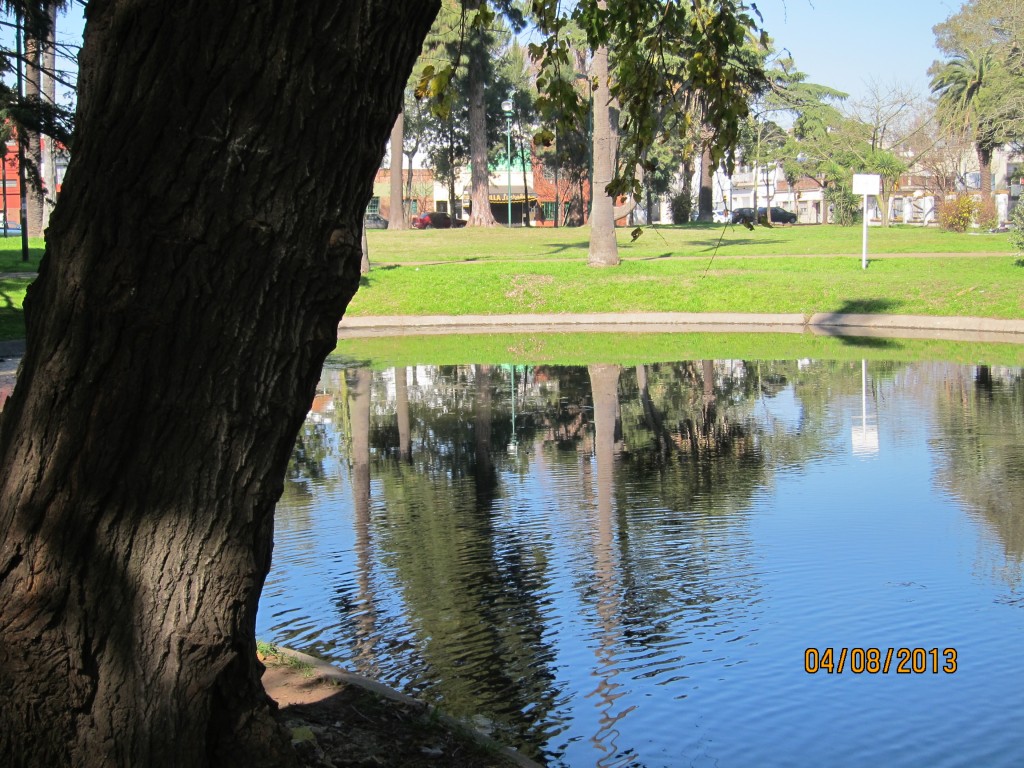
[366,197,380,215]
[436,200,448,213]
[407,199,418,215]
[542,201,556,221]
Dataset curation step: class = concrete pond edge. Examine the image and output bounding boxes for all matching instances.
[338,312,1024,344]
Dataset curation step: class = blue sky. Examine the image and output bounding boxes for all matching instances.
[754,0,961,102]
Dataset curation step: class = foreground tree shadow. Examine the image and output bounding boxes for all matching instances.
[833,298,905,314]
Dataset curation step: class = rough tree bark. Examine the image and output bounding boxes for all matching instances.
[0,1,439,766]
[23,28,45,238]
[388,111,407,229]
[698,145,714,222]
[361,224,370,274]
[977,144,992,202]
[466,15,497,227]
[588,32,619,266]
[42,2,58,227]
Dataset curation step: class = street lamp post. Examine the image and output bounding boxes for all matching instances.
[501,93,514,227]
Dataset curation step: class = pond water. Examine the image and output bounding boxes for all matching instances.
[258,357,1024,767]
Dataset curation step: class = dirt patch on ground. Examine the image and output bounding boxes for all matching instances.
[504,275,554,310]
[260,648,536,768]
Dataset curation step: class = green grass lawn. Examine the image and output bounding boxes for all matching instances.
[349,254,1024,319]
[0,278,30,341]
[0,236,45,273]
[366,222,1016,263]
[1,225,1021,342]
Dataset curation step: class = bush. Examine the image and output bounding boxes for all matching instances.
[1010,204,1024,253]
[976,198,999,231]
[937,194,979,233]
[670,190,692,224]
[824,185,860,227]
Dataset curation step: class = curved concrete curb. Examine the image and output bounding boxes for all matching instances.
[807,313,1024,335]
[272,646,543,768]
[339,313,1024,343]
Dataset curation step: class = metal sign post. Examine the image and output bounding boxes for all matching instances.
[852,174,881,270]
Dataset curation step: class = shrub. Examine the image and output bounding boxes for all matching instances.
[824,185,860,227]
[976,198,999,231]
[937,194,979,233]
[670,190,692,224]
[1010,204,1024,253]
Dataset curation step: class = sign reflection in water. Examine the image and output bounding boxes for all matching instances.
[260,360,1024,767]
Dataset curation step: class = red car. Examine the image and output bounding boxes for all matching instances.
[411,211,467,229]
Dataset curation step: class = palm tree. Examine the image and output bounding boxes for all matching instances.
[930,49,997,202]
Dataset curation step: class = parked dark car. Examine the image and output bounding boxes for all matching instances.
[730,207,757,225]
[758,206,798,224]
[363,212,388,229]
[412,211,467,229]
[731,206,798,226]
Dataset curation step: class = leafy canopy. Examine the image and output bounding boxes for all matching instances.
[418,1,769,200]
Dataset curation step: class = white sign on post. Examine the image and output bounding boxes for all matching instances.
[852,174,881,196]
[851,174,881,269]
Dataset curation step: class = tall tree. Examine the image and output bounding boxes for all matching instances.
[465,1,498,226]
[40,2,58,226]
[0,1,439,765]
[930,49,1000,203]
[22,20,45,237]
[587,28,618,265]
[388,111,407,228]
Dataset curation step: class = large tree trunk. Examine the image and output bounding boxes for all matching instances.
[395,367,411,461]
[361,224,370,274]
[23,31,45,238]
[698,145,714,222]
[977,144,992,202]
[388,111,407,229]
[41,3,58,228]
[588,31,619,266]
[0,2,439,766]
[466,15,496,227]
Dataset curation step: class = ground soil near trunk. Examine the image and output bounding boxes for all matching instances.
[259,648,534,768]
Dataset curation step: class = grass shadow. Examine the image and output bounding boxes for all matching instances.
[650,222,724,231]
[834,335,903,350]
[1015,259,1024,268]
[542,241,590,255]
[834,298,904,314]
[0,280,27,341]
[694,238,787,250]
[360,264,402,286]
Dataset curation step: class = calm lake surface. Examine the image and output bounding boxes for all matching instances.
[258,358,1024,767]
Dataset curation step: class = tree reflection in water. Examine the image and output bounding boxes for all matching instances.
[266,358,1024,766]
